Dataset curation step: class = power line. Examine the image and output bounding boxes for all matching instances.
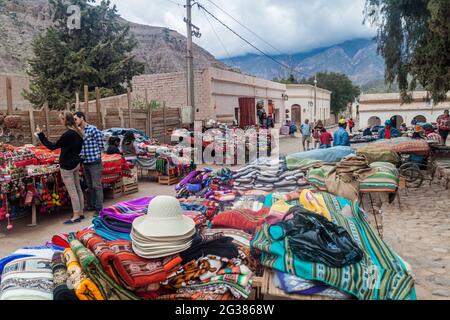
[196,3,310,79]
[201,8,237,66]
[205,0,284,56]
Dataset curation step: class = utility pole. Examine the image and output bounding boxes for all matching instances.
[185,0,195,124]
[314,74,317,121]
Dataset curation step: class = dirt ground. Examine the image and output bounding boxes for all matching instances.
[1,132,449,300]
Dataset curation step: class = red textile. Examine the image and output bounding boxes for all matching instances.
[211,208,270,233]
[76,230,182,290]
[51,234,70,248]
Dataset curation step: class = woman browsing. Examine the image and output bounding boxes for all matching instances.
[35,112,85,225]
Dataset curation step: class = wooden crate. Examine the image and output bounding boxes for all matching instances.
[104,180,123,199]
[123,166,139,185]
[123,182,139,195]
[158,175,179,186]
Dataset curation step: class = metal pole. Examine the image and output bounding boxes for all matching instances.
[186,0,195,123]
[314,74,317,122]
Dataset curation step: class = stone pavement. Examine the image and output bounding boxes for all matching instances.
[383,184,450,300]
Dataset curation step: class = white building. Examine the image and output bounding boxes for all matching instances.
[285,84,332,126]
[359,92,450,129]
[132,67,287,127]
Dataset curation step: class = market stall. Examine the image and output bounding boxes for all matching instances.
[0,151,417,301]
[0,143,134,230]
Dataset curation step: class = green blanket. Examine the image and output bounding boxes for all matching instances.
[251,192,416,300]
[68,235,140,300]
[306,162,399,193]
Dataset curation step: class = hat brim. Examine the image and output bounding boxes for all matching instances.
[132,215,196,238]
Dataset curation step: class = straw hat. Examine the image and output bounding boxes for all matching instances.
[132,196,195,238]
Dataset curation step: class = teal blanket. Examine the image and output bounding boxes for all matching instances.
[251,192,416,300]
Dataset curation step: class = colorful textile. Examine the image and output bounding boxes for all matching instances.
[63,248,104,300]
[274,271,353,299]
[0,256,54,300]
[93,217,131,241]
[371,137,430,155]
[251,192,416,300]
[180,234,239,262]
[51,234,70,249]
[360,162,399,193]
[51,252,77,300]
[0,254,33,275]
[356,147,400,164]
[68,236,139,300]
[306,162,399,195]
[211,208,271,233]
[286,147,354,169]
[76,230,182,291]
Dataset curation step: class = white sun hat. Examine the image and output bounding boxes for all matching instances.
[132,195,196,238]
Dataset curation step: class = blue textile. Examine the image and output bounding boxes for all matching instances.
[93,217,131,241]
[333,127,350,147]
[286,146,354,164]
[80,124,104,164]
[0,255,33,275]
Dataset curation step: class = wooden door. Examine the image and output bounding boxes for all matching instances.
[291,105,301,125]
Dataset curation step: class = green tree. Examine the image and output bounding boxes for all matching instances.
[274,74,298,84]
[300,72,361,116]
[24,0,144,109]
[364,0,450,104]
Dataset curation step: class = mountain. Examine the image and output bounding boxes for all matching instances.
[221,38,385,86]
[0,0,225,75]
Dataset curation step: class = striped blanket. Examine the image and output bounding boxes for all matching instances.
[306,162,399,194]
[371,137,430,155]
[251,192,416,300]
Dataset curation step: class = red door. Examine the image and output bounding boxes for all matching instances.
[239,97,256,128]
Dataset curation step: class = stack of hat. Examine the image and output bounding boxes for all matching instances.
[131,196,196,259]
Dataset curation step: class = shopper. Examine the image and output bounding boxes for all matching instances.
[74,111,104,217]
[121,131,139,162]
[437,110,450,145]
[319,128,333,149]
[348,118,355,134]
[334,119,350,147]
[35,112,84,225]
[312,120,324,149]
[106,137,122,155]
[379,120,400,140]
[300,119,312,151]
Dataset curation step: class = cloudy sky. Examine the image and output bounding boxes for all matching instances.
[103,0,376,58]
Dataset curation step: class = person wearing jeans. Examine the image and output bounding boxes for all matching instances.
[74,112,104,217]
[437,110,450,145]
[36,112,85,224]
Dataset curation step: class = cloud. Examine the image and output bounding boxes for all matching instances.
[103,0,376,58]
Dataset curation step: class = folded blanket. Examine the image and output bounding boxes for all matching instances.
[77,230,182,291]
[286,147,354,169]
[180,234,239,262]
[93,217,132,241]
[51,252,77,300]
[68,235,139,300]
[0,256,54,300]
[51,234,70,249]
[64,248,104,300]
